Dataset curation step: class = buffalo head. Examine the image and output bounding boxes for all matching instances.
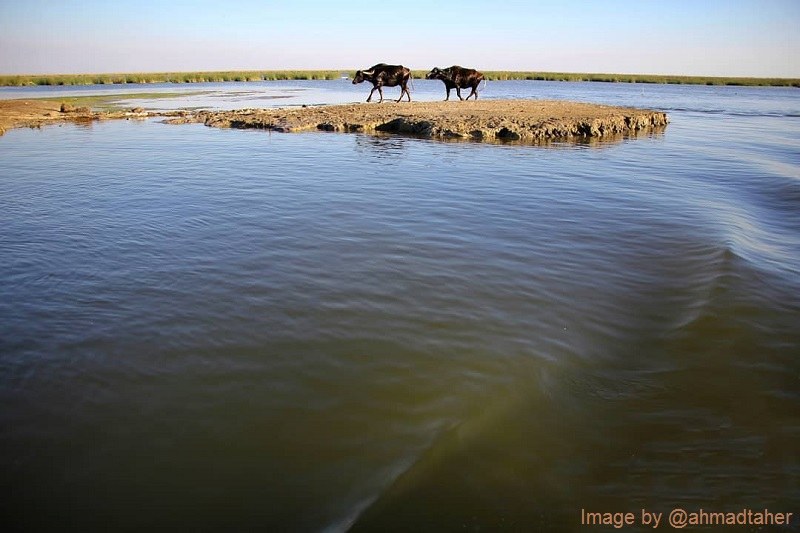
[425,67,443,80]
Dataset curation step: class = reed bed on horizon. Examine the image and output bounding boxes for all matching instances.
[1,70,798,87]
[412,71,800,87]
[481,71,800,86]
[0,70,344,86]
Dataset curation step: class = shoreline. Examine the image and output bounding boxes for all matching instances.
[0,99,184,136]
[1,71,798,88]
[169,100,668,143]
[0,98,668,143]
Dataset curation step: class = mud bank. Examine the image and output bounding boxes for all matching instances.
[1,99,668,143]
[0,99,183,136]
[167,100,668,142]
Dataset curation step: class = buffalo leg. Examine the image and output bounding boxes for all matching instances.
[456,87,464,100]
[367,86,378,102]
[467,84,478,100]
[444,87,451,101]
[377,85,384,103]
[397,82,410,102]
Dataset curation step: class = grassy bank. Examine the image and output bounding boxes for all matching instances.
[413,71,800,87]
[1,70,798,87]
[0,70,344,86]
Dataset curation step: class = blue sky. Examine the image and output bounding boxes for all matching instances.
[0,0,798,76]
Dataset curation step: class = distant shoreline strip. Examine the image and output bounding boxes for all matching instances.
[1,71,798,88]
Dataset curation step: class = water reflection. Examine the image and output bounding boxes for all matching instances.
[379,124,670,148]
[353,133,409,159]
[348,122,667,149]
[71,116,95,130]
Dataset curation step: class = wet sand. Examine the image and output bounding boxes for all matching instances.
[0,99,157,135]
[1,98,667,142]
[168,100,668,142]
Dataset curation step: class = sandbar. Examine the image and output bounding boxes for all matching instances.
[1,98,667,143]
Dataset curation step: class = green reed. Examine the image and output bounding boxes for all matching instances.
[0,70,345,86]
[475,71,800,87]
[2,70,797,87]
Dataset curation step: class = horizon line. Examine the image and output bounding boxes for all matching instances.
[2,69,799,81]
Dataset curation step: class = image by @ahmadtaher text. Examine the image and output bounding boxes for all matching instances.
[580,508,795,529]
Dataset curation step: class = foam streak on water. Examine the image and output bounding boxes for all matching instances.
[1,82,799,531]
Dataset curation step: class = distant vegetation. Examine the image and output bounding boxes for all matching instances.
[413,71,800,87]
[476,71,800,87]
[0,70,343,86]
[1,70,798,87]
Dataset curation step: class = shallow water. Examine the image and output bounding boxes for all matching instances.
[1,82,799,531]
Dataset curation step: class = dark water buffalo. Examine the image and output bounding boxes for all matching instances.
[352,63,412,103]
[426,65,485,101]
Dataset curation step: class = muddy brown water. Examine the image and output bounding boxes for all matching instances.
[1,81,798,531]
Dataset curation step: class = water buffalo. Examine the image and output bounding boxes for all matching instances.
[426,65,485,101]
[352,63,412,103]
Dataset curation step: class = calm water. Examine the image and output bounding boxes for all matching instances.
[1,82,799,532]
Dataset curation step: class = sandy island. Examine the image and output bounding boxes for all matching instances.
[0,99,156,135]
[1,98,667,143]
